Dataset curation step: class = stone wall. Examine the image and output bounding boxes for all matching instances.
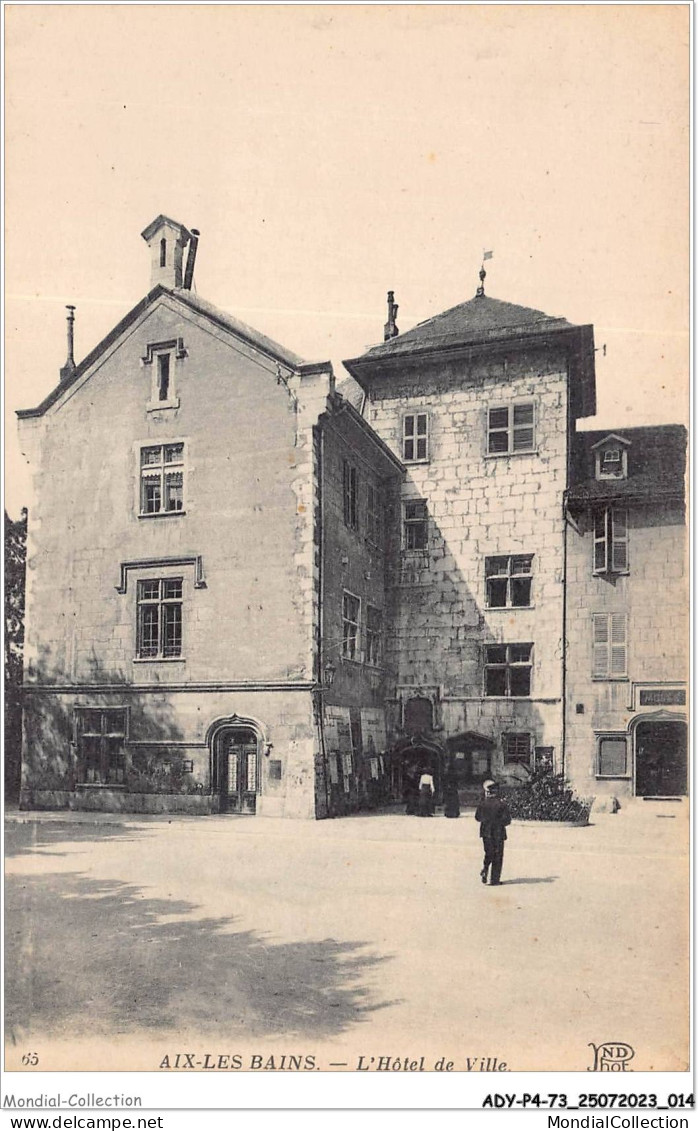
[18,292,323,816]
[365,345,570,774]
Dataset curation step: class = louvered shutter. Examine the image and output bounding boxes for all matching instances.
[611,508,629,572]
[593,510,608,573]
[592,613,610,677]
[610,613,628,676]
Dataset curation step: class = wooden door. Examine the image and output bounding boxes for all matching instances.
[218,729,258,813]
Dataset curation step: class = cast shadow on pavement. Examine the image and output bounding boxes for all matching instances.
[5,821,155,858]
[498,876,558,885]
[6,863,396,1045]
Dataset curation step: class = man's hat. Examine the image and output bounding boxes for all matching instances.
[483,779,499,791]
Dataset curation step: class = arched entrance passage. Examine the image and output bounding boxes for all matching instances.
[207,715,265,814]
[633,714,687,798]
[390,735,445,807]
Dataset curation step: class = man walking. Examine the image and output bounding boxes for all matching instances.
[475,780,511,886]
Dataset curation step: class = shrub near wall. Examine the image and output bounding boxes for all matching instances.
[502,769,594,824]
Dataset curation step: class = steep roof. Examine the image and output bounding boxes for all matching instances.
[358,294,573,360]
[568,424,687,503]
[343,290,597,418]
[17,285,307,419]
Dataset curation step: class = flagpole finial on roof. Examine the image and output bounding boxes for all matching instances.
[477,249,493,297]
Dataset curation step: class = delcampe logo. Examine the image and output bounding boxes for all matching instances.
[587,1042,635,1071]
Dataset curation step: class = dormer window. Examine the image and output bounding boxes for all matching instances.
[593,434,630,480]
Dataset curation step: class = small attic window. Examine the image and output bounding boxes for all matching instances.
[160,238,167,268]
[594,438,628,481]
[157,354,170,401]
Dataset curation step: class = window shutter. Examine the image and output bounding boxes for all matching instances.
[592,613,609,677]
[611,508,629,572]
[610,613,627,676]
[593,510,608,573]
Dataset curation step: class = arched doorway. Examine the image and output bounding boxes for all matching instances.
[634,716,687,797]
[390,736,445,806]
[210,721,261,814]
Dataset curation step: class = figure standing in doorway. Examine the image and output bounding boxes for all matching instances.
[475,780,511,885]
[443,771,461,818]
[418,767,435,816]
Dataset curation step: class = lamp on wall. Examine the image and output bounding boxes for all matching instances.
[323,661,337,689]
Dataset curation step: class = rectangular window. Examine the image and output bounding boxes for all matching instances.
[343,461,359,530]
[366,605,383,666]
[157,354,171,401]
[592,613,627,678]
[137,578,183,659]
[485,643,532,697]
[504,732,532,765]
[404,499,428,550]
[488,402,535,455]
[342,592,361,660]
[597,735,628,777]
[140,443,184,516]
[485,554,533,608]
[593,507,628,574]
[366,484,382,545]
[76,708,127,785]
[403,412,429,462]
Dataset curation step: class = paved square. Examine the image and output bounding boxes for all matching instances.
[4,806,688,1072]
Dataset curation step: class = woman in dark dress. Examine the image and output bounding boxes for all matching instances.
[443,773,460,818]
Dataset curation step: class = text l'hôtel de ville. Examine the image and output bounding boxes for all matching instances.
[158,1053,508,1071]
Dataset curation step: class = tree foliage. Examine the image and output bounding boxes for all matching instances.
[5,508,27,798]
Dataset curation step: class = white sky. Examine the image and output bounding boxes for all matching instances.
[4,4,689,517]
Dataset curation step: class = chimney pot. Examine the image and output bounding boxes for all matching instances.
[384,290,399,340]
[60,305,77,382]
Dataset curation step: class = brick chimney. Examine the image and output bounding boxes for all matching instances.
[384,290,399,340]
[141,215,191,290]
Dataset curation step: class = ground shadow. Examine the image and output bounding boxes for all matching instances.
[6,821,155,858]
[5,834,395,1044]
[499,876,558,885]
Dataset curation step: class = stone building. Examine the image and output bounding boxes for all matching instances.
[16,218,688,816]
[564,425,688,804]
[343,278,597,794]
[17,215,402,818]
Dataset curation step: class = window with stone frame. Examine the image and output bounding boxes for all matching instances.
[137,578,183,659]
[487,402,535,455]
[485,554,533,608]
[402,412,429,462]
[343,461,359,531]
[365,605,383,666]
[597,734,629,777]
[592,612,627,679]
[503,732,533,765]
[75,707,127,785]
[484,643,533,697]
[140,443,185,516]
[403,499,428,550]
[593,506,628,573]
[342,591,361,660]
[366,483,382,545]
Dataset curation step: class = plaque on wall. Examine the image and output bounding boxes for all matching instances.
[639,689,686,707]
